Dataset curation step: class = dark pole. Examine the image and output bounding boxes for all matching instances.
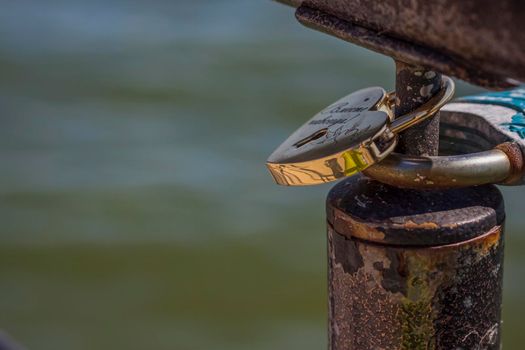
[394,61,442,156]
[271,1,507,348]
[326,179,504,349]
[326,64,505,349]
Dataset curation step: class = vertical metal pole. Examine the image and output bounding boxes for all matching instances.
[326,63,505,349]
[394,61,442,156]
[327,178,504,349]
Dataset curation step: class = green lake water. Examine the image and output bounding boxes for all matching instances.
[0,1,524,349]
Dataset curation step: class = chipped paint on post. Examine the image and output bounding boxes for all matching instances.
[327,177,504,350]
[394,61,442,157]
[328,225,503,350]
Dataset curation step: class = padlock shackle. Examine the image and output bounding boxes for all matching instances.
[364,142,524,188]
[389,76,454,134]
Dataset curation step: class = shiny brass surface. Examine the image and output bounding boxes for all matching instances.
[266,77,454,186]
[266,124,393,186]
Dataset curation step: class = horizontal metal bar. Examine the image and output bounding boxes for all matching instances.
[299,0,525,86]
[295,6,519,89]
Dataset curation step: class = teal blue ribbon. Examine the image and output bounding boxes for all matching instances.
[458,88,525,139]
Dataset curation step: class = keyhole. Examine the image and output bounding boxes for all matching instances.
[294,128,328,148]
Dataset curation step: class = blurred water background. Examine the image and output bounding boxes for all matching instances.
[0,1,524,349]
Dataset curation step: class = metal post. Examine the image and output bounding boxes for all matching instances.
[271,2,510,347]
[394,61,442,156]
[326,179,504,349]
[326,64,505,349]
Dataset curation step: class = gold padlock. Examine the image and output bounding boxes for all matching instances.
[266,76,454,186]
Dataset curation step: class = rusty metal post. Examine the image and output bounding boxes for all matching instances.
[272,2,509,347]
[326,178,505,349]
[326,64,505,349]
[394,62,442,156]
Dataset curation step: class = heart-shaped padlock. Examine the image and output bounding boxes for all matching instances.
[266,76,454,186]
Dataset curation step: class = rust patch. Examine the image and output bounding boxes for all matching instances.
[398,220,439,230]
[470,225,502,258]
[327,178,504,349]
[328,225,504,349]
[332,206,386,242]
[497,142,525,185]
[326,176,504,246]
